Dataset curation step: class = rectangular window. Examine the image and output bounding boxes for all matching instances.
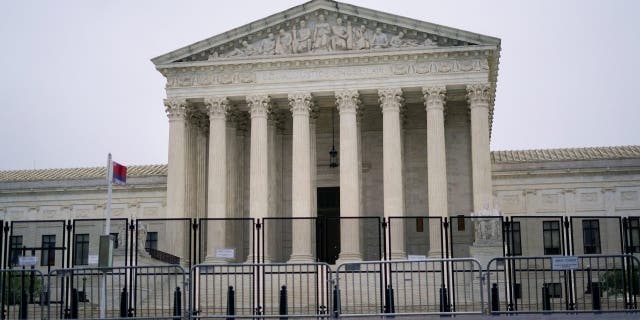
[582,219,601,254]
[457,215,465,231]
[509,222,522,256]
[629,218,640,253]
[545,282,562,298]
[41,234,56,266]
[145,232,158,252]
[74,234,90,265]
[110,232,119,249]
[10,235,23,266]
[543,221,561,255]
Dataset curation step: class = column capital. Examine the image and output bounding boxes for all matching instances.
[422,86,447,111]
[288,92,313,115]
[378,88,404,112]
[335,89,360,114]
[466,83,491,107]
[164,98,188,120]
[246,94,271,118]
[204,96,229,119]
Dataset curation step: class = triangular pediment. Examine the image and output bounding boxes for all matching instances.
[152,0,500,66]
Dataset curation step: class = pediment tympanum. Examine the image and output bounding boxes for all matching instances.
[152,0,500,66]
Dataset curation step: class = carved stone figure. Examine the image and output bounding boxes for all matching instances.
[353,25,369,50]
[370,27,388,49]
[293,20,312,53]
[471,205,502,245]
[312,14,331,52]
[331,18,349,51]
[261,33,276,55]
[224,40,257,58]
[137,223,150,257]
[389,31,420,48]
[276,28,293,55]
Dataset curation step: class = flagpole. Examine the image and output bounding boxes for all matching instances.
[101,153,113,319]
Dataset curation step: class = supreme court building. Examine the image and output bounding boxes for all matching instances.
[1,0,639,268]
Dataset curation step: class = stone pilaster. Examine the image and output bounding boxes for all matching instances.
[204,96,229,262]
[194,115,209,221]
[246,94,271,262]
[379,88,406,259]
[335,89,363,262]
[467,83,493,213]
[309,106,318,258]
[226,110,239,257]
[288,92,314,262]
[423,86,448,257]
[164,97,189,260]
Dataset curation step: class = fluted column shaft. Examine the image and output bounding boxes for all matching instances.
[247,95,271,262]
[423,86,448,257]
[164,98,188,261]
[467,84,493,213]
[205,97,229,262]
[379,88,406,259]
[288,93,314,262]
[336,90,362,262]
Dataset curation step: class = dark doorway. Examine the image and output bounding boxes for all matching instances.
[317,187,340,264]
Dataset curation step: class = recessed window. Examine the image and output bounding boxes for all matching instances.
[110,232,119,249]
[509,222,522,256]
[630,218,640,253]
[457,215,465,231]
[145,232,158,252]
[74,234,90,265]
[543,221,561,255]
[41,234,56,266]
[582,219,601,254]
[10,235,23,266]
[545,282,562,298]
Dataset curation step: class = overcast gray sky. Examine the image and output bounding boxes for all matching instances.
[1,0,638,170]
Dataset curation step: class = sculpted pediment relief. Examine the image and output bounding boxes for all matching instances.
[172,9,483,63]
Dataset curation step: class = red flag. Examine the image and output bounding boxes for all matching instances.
[112,161,127,185]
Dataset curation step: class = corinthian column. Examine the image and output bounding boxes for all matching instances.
[423,86,448,257]
[204,96,229,262]
[467,83,493,213]
[288,92,314,262]
[379,88,406,260]
[164,97,189,261]
[246,94,271,262]
[335,89,362,262]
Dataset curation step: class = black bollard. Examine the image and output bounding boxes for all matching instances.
[19,270,27,320]
[384,285,395,314]
[227,286,235,319]
[279,285,288,320]
[120,287,128,318]
[173,287,182,317]
[70,288,79,319]
[491,283,500,312]
[439,285,450,312]
[591,282,601,311]
[332,285,340,318]
[542,284,551,311]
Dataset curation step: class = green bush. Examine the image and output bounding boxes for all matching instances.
[1,271,42,305]
[600,266,639,295]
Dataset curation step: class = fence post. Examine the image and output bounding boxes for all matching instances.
[332,284,340,318]
[120,287,128,318]
[70,288,79,319]
[491,283,500,312]
[591,282,601,311]
[19,270,27,320]
[542,284,551,311]
[279,285,288,320]
[173,287,182,317]
[227,286,235,319]
[439,285,450,312]
[384,285,395,314]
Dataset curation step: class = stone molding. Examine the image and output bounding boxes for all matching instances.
[335,89,360,114]
[288,92,313,115]
[378,88,403,112]
[466,83,491,107]
[204,96,229,119]
[246,94,272,118]
[164,98,188,120]
[422,86,447,111]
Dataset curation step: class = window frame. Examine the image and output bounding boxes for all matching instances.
[41,234,56,266]
[110,232,119,249]
[582,219,602,254]
[543,220,562,255]
[509,221,522,256]
[629,217,640,253]
[145,232,158,252]
[545,282,562,298]
[10,235,23,266]
[74,234,90,266]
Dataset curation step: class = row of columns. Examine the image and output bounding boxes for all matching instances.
[163,83,493,262]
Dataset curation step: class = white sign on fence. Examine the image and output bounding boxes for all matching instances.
[18,256,38,266]
[215,248,236,259]
[88,255,99,265]
[552,256,579,270]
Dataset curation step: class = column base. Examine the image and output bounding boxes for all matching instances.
[288,254,315,264]
[335,252,363,265]
[204,255,230,264]
[245,255,272,264]
[389,251,407,260]
[428,249,444,259]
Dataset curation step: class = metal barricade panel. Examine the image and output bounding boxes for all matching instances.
[0,269,46,320]
[135,219,193,268]
[198,218,254,264]
[47,265,186,319]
